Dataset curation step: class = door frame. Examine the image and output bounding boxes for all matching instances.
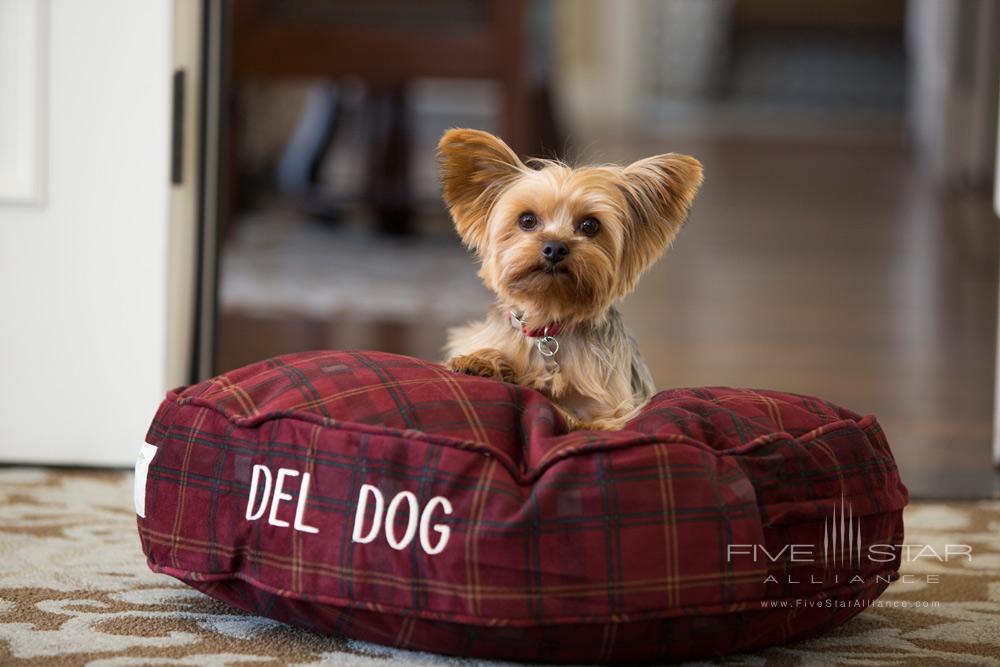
[187,0,230,383]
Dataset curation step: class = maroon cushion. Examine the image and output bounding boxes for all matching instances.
[137,350,908,663]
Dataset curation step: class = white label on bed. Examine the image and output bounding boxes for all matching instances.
[134,443,158,517]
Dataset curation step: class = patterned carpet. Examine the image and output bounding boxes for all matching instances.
[1,469,998,666]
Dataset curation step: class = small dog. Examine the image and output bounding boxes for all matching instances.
[439,129,702,430]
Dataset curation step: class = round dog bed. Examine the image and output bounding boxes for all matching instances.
[136,350,908,663]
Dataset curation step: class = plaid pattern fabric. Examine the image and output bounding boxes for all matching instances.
[138,350,908,663]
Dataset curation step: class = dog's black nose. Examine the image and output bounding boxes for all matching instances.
[541,241,569,264]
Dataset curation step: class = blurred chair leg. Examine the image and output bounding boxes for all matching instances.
[364,84,414,235]
[531,80,563,159]
[502,79,562,160]
[500,69,530,158]
[276,82,341,221]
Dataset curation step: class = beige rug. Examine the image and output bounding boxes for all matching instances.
[0,469,997,666]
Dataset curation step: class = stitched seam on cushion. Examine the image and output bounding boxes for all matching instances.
[145,559,901,628]
[161,393,725,485]
[155,394,897,488]
[722,416,877,455]
[757,492,909,523]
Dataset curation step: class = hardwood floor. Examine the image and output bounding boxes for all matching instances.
[617,136,999,499]
[217,135,999,499]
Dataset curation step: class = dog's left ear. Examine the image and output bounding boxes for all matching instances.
[438,129,525,253]
[617,153,703,293]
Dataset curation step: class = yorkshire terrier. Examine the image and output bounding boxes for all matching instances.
[438,129,702,430]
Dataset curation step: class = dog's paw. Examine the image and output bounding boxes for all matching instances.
[573,407,642,432]
[575,416,627,431]
[445,351,517,383]
[556,402,641,432]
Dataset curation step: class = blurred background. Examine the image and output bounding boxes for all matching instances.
[215,0,999,497]
[0,0,998,499]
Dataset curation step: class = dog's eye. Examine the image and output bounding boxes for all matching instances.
[518,212,539,231]
[578,217,600,237]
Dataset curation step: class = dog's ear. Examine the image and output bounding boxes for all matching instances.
[438,129,524,252]
[617,153,702,293]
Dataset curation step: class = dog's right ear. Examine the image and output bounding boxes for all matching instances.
[437,129,524,253]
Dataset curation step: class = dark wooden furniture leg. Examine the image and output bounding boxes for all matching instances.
[277,83,343,222]
[364,85,413,235]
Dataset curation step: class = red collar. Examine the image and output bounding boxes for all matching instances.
[506,311,564,338]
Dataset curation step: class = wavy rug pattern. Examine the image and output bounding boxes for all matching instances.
[0,469,997,666]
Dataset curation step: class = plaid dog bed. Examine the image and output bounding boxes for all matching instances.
[137,350,908,662]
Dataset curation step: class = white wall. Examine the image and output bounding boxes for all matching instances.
[0,1,47,202]
[0,0,174,465]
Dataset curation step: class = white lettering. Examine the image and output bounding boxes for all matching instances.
[350,485,453,555]
[293,472,319,534]
[727,544,752,561]
[246,465,272,521]
[246,465,318,534]
[385,491,419,550]
[352,484,384,544]
[945,544,972,562]
[788,545,814,562]
[268,469,297,528]
[867,544,896,562]
[419,496,453,555]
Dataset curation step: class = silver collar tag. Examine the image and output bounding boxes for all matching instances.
[509,312,560,373]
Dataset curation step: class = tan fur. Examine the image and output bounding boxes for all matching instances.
[438,129,702,430]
